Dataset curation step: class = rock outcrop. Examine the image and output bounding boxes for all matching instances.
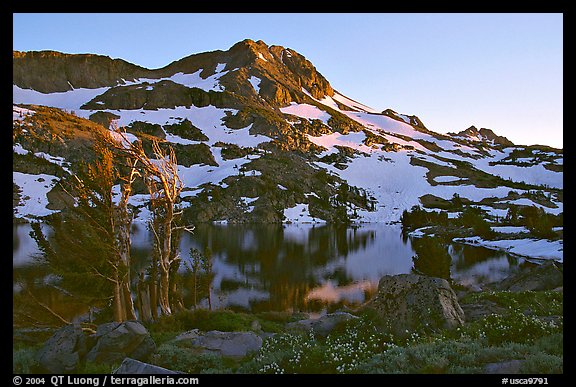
[85,321,156,364]
[492,261,563,292]
[172,329,262,358]
[449,125,514,147]
[13,51,152,93]
[37,320,156,372]
[36,324,88,373]
[362,274,465,335]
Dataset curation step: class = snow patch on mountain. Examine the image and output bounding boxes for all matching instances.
[108,131,139,149]
[454,236,563,262]
[283,203,326,224]
[33,151,72,173]
[433,175,464,183]
[166,70,227,92]
[248,76,261,94]
[470,149,562,188]
[177,147,257,193]
[332,92,379,114]
[121,64,229,93]
[82,106,271,148]
[257,52,268,62]
[313,144,531,223]
[13,85,109,111]
[499,198,563,216]
[13,144,28,155]
[13,105,35,121]
[280,103,332,124]
[308,131,371,156]
[240,196,259,213]
[491,226,529,234]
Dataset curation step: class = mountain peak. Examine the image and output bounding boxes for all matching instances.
[449,125,514,146]
[382,109,428,131]
[230,38,270,52]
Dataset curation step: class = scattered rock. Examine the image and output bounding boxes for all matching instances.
[484,360,524,374]
[286,312,359,337]
[461,300,508,322]
[36,324,88,373]
[173,330,262,358]
[456,280,483,294]
[493,261,562,292]
[362,274,465,335]
[85,321,156,364]
[250,320,262,332]
[113,358,181,374]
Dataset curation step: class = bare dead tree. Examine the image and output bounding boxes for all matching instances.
[102,127,192,317]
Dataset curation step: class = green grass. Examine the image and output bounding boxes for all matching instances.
[236,312,563,374]
[460,310,562,345]
[76,361,121,374]
[460,290,563,317]
[146,309,287,339]
[13,347,39,374]
[151,343,234,374]
[355,333,563,374]
[236,288,563,374]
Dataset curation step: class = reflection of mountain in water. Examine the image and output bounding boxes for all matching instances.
[178,224,388,312]
[13,223,525,323]
[449,244,524,286]
[411,237,452,280]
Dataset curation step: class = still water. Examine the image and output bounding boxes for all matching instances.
[13,223,524,318]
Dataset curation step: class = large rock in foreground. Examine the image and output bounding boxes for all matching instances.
[173,330,262,358]
[85,321,156,364]
[492,261,563,292]
[36,324,87,373]
[363,274,465,335]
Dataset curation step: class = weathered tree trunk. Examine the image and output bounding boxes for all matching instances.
[158,266,171,315]
[113,280,125,322]
[136,273,153,322]
[157,203,174,315]
[150,256,158,320]
[135,280,143,321]
[117,182,137,320]
[121,282,136,320]
[169,258,184,313]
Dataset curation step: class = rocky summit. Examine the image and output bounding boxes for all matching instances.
[13,39,563,226]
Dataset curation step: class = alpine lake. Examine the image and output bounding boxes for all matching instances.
[13,222,525,324]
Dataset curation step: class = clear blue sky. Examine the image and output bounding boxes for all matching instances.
[13,13,563,148]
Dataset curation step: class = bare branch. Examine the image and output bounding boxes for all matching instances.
[25,288,71,326]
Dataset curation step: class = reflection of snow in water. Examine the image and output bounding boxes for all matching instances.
[13,223,51,266]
